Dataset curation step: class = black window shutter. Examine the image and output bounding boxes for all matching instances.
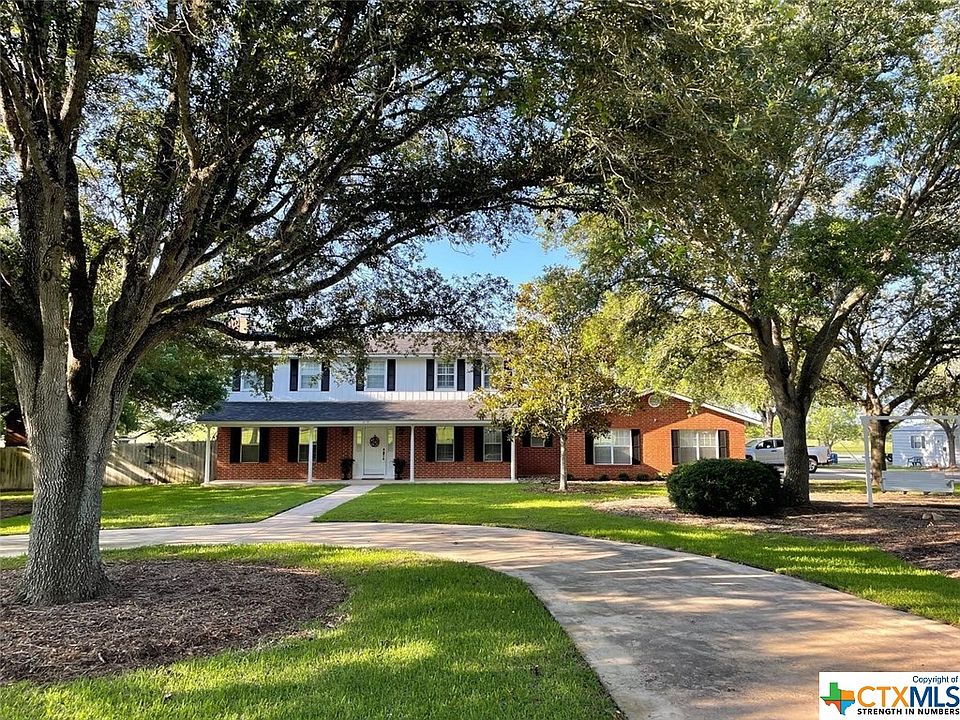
[426,359,435,391]
[289,359,299,391]
[355,366,364,391]
[522,431,531,447]
[232,370,241,392]
[456,359,466,391]
[454,427,464,461]
[425,426,436,461]
[501,431,511,462]
[258,427,270,462]
[474,426,484,461]
[229,427,241,463]
[544,435,553,447]
[671,429,681,465]
[316,427,328,462]
[387,359,396,391]
[264,369,273,393]
[584,432,594,465]
[321,362,330,391]
[631,429,642,465]
[472,362,482,389]
[287,427,300,462]
[719,430,730,458]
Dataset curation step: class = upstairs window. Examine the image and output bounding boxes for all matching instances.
[483,427,503,462]
[435,426,455,461]
[436,362,456,390]
[482,362,495,389]
[530,434,547,448]
[365,359,387,390]
[300,361,321,390]
[239,373,258,391]
[593,429,632,465]
[240,428,260,463]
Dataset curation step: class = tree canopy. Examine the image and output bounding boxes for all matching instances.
[561,0,960,502]
[475,270,631,490]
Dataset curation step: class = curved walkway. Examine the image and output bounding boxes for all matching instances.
[3,487,960,719]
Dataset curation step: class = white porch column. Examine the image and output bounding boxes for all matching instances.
[306,427,315,484]
[510,433,517,482]
[203,425,212,485]
[861,415,873,507]
[409,425,416,483]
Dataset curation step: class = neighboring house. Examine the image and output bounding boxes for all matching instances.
[198,335,751,482]
[890,421,958,467]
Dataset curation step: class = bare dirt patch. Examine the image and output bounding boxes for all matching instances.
[0,559,347,684]
[0,500,31,519]
[600,492,960,577]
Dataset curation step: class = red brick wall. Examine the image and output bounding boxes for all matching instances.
[563,398,746,479]
[517,439,560,477]
[215,426,354,481]
[213,399,746,483]
[407,426,511,479]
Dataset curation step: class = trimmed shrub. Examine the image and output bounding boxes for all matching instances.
[635,473,652,482]
[597,473,610,482]
[666,459,781,516]
[617,472,631,482]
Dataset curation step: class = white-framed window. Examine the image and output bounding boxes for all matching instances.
[910,435,926,450]
[483,427,503,462]
[300,361,322,390]
[436,426,455,462]
[530,434,547,448]
[593,429,633,465]
[240,427,260,463]
[297,428,317,463]
[436,361,456,390]
[481,362,494,389]
[677,430,719,463]
[239,373,258,391]
[365,359,387,390]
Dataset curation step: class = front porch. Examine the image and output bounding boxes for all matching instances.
[198,400,521,484]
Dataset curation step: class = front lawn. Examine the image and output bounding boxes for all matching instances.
[0,484,342,536]
[0,544,618,720]
[320,483,960,626]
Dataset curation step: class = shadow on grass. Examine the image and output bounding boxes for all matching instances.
[0,544,619,720]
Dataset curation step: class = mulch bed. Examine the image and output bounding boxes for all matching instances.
[599,492,960,577]
[0,560,347,684]
[0,500,31,519]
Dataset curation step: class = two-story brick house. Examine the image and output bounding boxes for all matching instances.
[198,336,752,483]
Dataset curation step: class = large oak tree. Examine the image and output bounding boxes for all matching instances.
[563,0,960,503]
[0,0,568,604]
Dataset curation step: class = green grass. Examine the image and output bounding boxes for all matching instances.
[0,544,617,720]
[320,483,960,626]
[0,484,342,536]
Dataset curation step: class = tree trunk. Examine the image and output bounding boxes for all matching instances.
[935,420,958,469]
[15,377,123,605]
[868,419,890,487]
[558,433,567,491]
[778,404,810,505]
[759,407,776,437]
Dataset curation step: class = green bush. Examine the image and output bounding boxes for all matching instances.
[666,459,781,516]
[635,473,652,482]
[597,473,610,482]
[617,472,631,482]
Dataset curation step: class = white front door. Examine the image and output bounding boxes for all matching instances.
[361,426,388,478]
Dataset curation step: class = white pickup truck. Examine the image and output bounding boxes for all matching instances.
[744,437,832,472]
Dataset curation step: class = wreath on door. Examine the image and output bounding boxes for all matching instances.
[368,435,381,448]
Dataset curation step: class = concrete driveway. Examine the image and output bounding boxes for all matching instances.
[3,485,959,719]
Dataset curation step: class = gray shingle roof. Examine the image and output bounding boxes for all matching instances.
[199,401,485,425]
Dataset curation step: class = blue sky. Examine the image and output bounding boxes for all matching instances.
[422,232,576,287]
